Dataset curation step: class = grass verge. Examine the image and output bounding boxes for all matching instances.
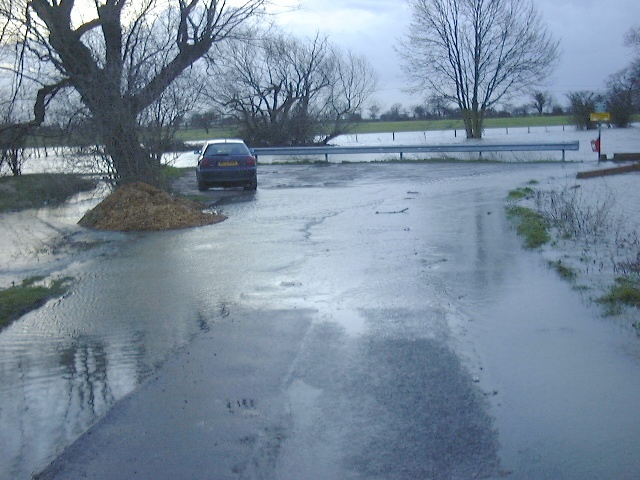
[548,260,577,280]
[598,277,640,308]
[506,205,551,249]
[0,276,71,330]
[509,181,640,327]
[160,165,191,190]
[507,187,534,201]
[0,173,98,212]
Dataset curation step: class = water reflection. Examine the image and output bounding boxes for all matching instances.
[58,336,115,426]
[0,328,154,478]
[0,229,218,479]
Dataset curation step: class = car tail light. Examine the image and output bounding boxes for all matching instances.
[200,157,213,167]
[245,156,256,166]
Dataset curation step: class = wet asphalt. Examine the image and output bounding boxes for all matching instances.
[10,162,640,479]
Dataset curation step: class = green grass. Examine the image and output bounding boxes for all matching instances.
[506,205,551,249]
[342,116,576,135]
[0,173,98,212]
[548,260,577,280]
[598,277,640,308]
[174,116,578,143]
[159,165,191,189]
[507,187,534,200]
[175,126,242,142]
[0,169,196,213]
[0,276,71,330]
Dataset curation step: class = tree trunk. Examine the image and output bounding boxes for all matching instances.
[461,108,484,139]
[99,110,160,186]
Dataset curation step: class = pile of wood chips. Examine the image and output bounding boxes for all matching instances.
[79,182,226,231]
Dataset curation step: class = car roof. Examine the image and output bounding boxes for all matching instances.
[203,139,246,145]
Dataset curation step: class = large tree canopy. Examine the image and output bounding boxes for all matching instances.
[605,26,640,127]
[1,0,266,183]
[399,0,559,139]
[208,30,377,146]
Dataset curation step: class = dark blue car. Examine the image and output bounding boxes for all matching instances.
[195,139,257,191]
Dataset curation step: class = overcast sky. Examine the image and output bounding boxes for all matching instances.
[272,0,639,111]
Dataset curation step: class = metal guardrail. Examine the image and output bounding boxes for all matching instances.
[253,141,580,162]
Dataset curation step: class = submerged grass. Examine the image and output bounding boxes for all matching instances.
[506,205,551,249]
[598,277,640,308]
[507,187,534,201]
[0,173,97,212]
[548,260,577,280]
[508,181,640,326]
[0,276,71,330]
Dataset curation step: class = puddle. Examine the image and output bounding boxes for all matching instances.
[0,230,214,479]
[467,255,640,478]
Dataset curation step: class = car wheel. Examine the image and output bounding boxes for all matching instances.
[244,179,257,191]
[197,181,208,191]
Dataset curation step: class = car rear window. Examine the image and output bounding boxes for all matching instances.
[204,143,249,156]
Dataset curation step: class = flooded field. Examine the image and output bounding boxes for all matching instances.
[1,127,640,479]
[19,123,640,173]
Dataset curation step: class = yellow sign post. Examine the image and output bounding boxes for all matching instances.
[590,109,611,161]
[590,112,611,123]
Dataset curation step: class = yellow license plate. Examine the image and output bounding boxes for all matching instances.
[218,161,238,167]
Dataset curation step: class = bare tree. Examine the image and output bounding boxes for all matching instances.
[0,19,67,175]
[381,103,407,121]
[624,26,640,51]
[319,49,378,142]
[412,104,427,119]
[607,71,635,128]
[189,109,221,133]
[0,76,66,175]
[368,102,382,120]
[209,30,377,146]
[208,31,329,146]
[138,70,206,163]
[531,90,553,116]
[607,26,640,127]
[1,0,266,184]
[425,94,451,118]
[567,91,601,130]
[623,26,640,110]
[399,0,559,139]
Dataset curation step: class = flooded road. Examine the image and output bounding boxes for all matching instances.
[2,162,640,479]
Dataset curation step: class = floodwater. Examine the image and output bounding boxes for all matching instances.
[1,127,640,478]
[20,123,640,173]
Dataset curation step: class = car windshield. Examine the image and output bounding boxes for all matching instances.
[204,143,248,156]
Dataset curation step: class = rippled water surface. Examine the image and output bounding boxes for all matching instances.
[2,127,640,479]
[0,231,217,478]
